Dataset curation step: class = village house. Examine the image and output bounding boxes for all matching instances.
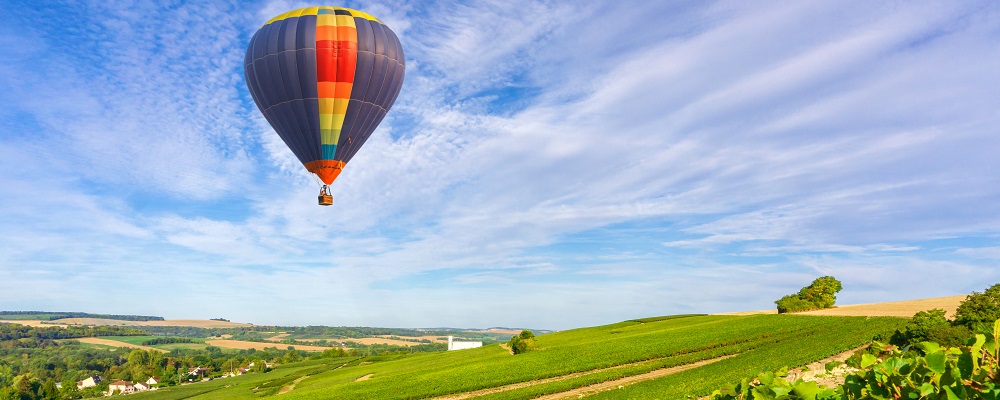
[188,366,208,376]
[108,380,135,395]
[105,377,160,396]
[146,377,160,386]
[76,375,101,390]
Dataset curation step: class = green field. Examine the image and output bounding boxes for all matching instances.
[130,314,904,399]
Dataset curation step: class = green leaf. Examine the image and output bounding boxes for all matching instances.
[861,353,877,369]
[918,382,935,397]
[790,380,822,400]
[918,341,942,354]
[925,351,947,374]
[943,386,961,400]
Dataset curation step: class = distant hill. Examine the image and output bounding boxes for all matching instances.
[0,311,164,321]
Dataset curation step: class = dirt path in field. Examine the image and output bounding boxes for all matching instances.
[355,373,373,382]
[74,337,166,353]
[532,356,733,400]
[786,344,867,388]
[277,376,309,395]
[430,355,732,400]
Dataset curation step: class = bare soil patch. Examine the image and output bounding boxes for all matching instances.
[74,337,166,353]
[355,373,373,382]
[277,376,308,395]
[204,339,330,352]
[785,344,867,388]
[53,318,252,328]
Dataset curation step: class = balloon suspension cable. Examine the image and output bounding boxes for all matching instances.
[311,173,326,188]
[318,185,333,206]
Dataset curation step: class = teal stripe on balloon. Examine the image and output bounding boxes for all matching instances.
[322,144,337,159]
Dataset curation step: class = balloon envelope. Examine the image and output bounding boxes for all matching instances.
[244,6,405,185]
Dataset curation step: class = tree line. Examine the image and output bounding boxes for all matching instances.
[0,312,164,322]
[0,324,144,342]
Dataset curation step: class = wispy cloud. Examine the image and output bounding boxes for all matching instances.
[0,0,997,329]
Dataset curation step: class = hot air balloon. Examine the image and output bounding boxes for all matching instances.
[244,6,405,206]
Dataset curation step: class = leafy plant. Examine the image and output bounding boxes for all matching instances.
[709,319,1000,400]
[709,367,835,399]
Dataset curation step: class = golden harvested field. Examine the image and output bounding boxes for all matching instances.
[74,337,165,352]
[204,339,331,352]
[717,295,967,318]
[53,318,251,328]
[798,295,966,318]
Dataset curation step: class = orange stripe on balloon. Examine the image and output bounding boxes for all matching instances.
[304,159,346,185]
[316,25,339,41]
[317,82,353,99]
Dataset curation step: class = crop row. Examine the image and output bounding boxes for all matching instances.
[585,316,905,399]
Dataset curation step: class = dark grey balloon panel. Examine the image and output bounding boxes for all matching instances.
[245,8,404,168]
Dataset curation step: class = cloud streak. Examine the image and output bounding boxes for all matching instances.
[0,0,998,329]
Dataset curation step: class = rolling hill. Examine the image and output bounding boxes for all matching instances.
[128,313,907,400]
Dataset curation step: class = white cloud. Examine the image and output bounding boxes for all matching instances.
[1,1,998,328]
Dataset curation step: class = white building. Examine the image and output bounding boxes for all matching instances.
[76,376,101,390]
[108,380,135,395]
[447,336,483,351]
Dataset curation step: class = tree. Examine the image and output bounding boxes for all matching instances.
[508,330,536,354]
[954,283,1000,334]
[0,387,18,400]
[40,379,59,400]
[775,276,843,313]
[890,308,971,347]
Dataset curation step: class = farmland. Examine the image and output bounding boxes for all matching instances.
[68,335,337,353]
[132,314,905,399]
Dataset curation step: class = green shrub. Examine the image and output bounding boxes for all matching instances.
[955,283,1000,334]
[775,276,843,313]
[508,330,536,354]
[775,294,816,313]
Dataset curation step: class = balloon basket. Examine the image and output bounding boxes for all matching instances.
[318,186,333,206]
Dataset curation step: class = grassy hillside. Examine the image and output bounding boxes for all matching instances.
[131,314,904,399]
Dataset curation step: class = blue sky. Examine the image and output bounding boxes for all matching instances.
[1,0,998,330]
